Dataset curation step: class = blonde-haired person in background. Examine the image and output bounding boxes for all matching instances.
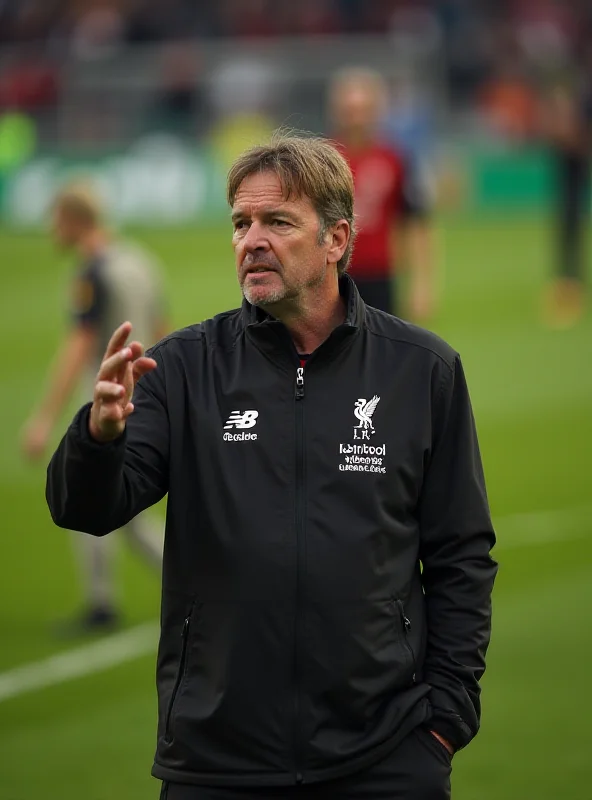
[21,182,168,634]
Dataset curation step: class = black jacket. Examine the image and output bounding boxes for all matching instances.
[46,276,497,788]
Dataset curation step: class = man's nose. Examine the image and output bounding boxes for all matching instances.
[242,221,270,253]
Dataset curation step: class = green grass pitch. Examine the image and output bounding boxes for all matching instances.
[0,213,591,799]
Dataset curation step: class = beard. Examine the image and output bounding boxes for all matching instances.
[239,253,289,307]
[239,254,327,309]
[242,280,291,307]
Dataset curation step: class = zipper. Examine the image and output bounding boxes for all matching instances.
[395,599,417,684]
[293,366,306,783]
[164,615,191,742]
[295,366,305,399]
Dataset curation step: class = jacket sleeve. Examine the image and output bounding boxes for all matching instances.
[418,354,497,750]
[46,347,169,536]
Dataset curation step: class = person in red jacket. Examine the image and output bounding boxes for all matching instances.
[329,67,437,321]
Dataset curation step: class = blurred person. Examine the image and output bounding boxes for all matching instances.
[435,0,491,109]
[126,0,209,42]
[146,41,205,139]
[477,48,538,143]
[0,0,60,44]
[215,0,280,38]
[510,0,577,69]
[0,46,60,143]
[69,0,126,61]
[46,134,496,798]
[329,67,437,322]
[540,68,591,327]
[0,49,59,114]
[21,182,167,634]
[388,3,443,57]
[286,0,339,37]
[207,56,277,171]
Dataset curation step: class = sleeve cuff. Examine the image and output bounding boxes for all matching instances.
[426,706,475,751]
[71,403,127,454]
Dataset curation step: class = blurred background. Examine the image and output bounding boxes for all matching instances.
[1,1,591,798]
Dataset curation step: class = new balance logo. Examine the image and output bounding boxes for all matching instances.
[224,410,259,429]
[223,410,259,442]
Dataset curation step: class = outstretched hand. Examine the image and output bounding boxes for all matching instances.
[88,321,157,443]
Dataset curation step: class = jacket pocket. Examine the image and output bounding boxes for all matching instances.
[394,599,417,684]
[164,612,193,743]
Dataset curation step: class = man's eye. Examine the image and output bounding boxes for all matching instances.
[271,219,290,227]
[234,221,248,231]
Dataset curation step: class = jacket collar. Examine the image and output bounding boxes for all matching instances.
[241,274,365,369]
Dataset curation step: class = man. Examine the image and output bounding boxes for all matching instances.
[23,182,167,633]
[540,65,591,328]
[46,134,497,798]
[329,67,437,320]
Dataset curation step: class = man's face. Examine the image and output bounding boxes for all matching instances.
[232,171,330,308]
[332,80,382,136]
[51,207,83,250]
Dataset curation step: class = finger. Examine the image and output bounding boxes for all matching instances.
[95,380,126,401]
[97,347,134,381]
[132,357,157,382]
[127,340,145,360]
[97,341,148,383]
[104,321,132,360]
[122,402,135,420]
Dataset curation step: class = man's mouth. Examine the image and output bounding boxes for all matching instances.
[244,266,278,277]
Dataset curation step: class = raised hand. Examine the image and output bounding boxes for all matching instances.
[88,321,157,443]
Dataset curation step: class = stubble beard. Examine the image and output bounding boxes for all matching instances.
[242,281,291,308]
[241,252,328,312]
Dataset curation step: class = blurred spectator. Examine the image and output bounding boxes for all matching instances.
[285,0,340,37]
[69,0,126,60]
[2,0,592,159]
[145,41,206,138]
[207,56,278,168]
[477,47,538,143]
[126,0,211,42]
[0,48,59,149]
[0,0,63,44]
[540,59,591,328]
[329,67,437,322]
[214,0,280,39]
[0,0,406,44]
[388,2,443,58]
[436,0,494,107]
[0,49,59,111]
[510,0,578,70]
[356,0,399,34]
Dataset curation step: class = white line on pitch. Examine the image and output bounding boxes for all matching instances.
[0,504,590,704]
[0,620,158,703]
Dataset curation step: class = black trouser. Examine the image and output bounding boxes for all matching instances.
[352,276,398,315]
[159,726,452,800]
[553,152,590,282]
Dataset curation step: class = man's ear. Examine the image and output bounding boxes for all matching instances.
[326,219,350,267]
